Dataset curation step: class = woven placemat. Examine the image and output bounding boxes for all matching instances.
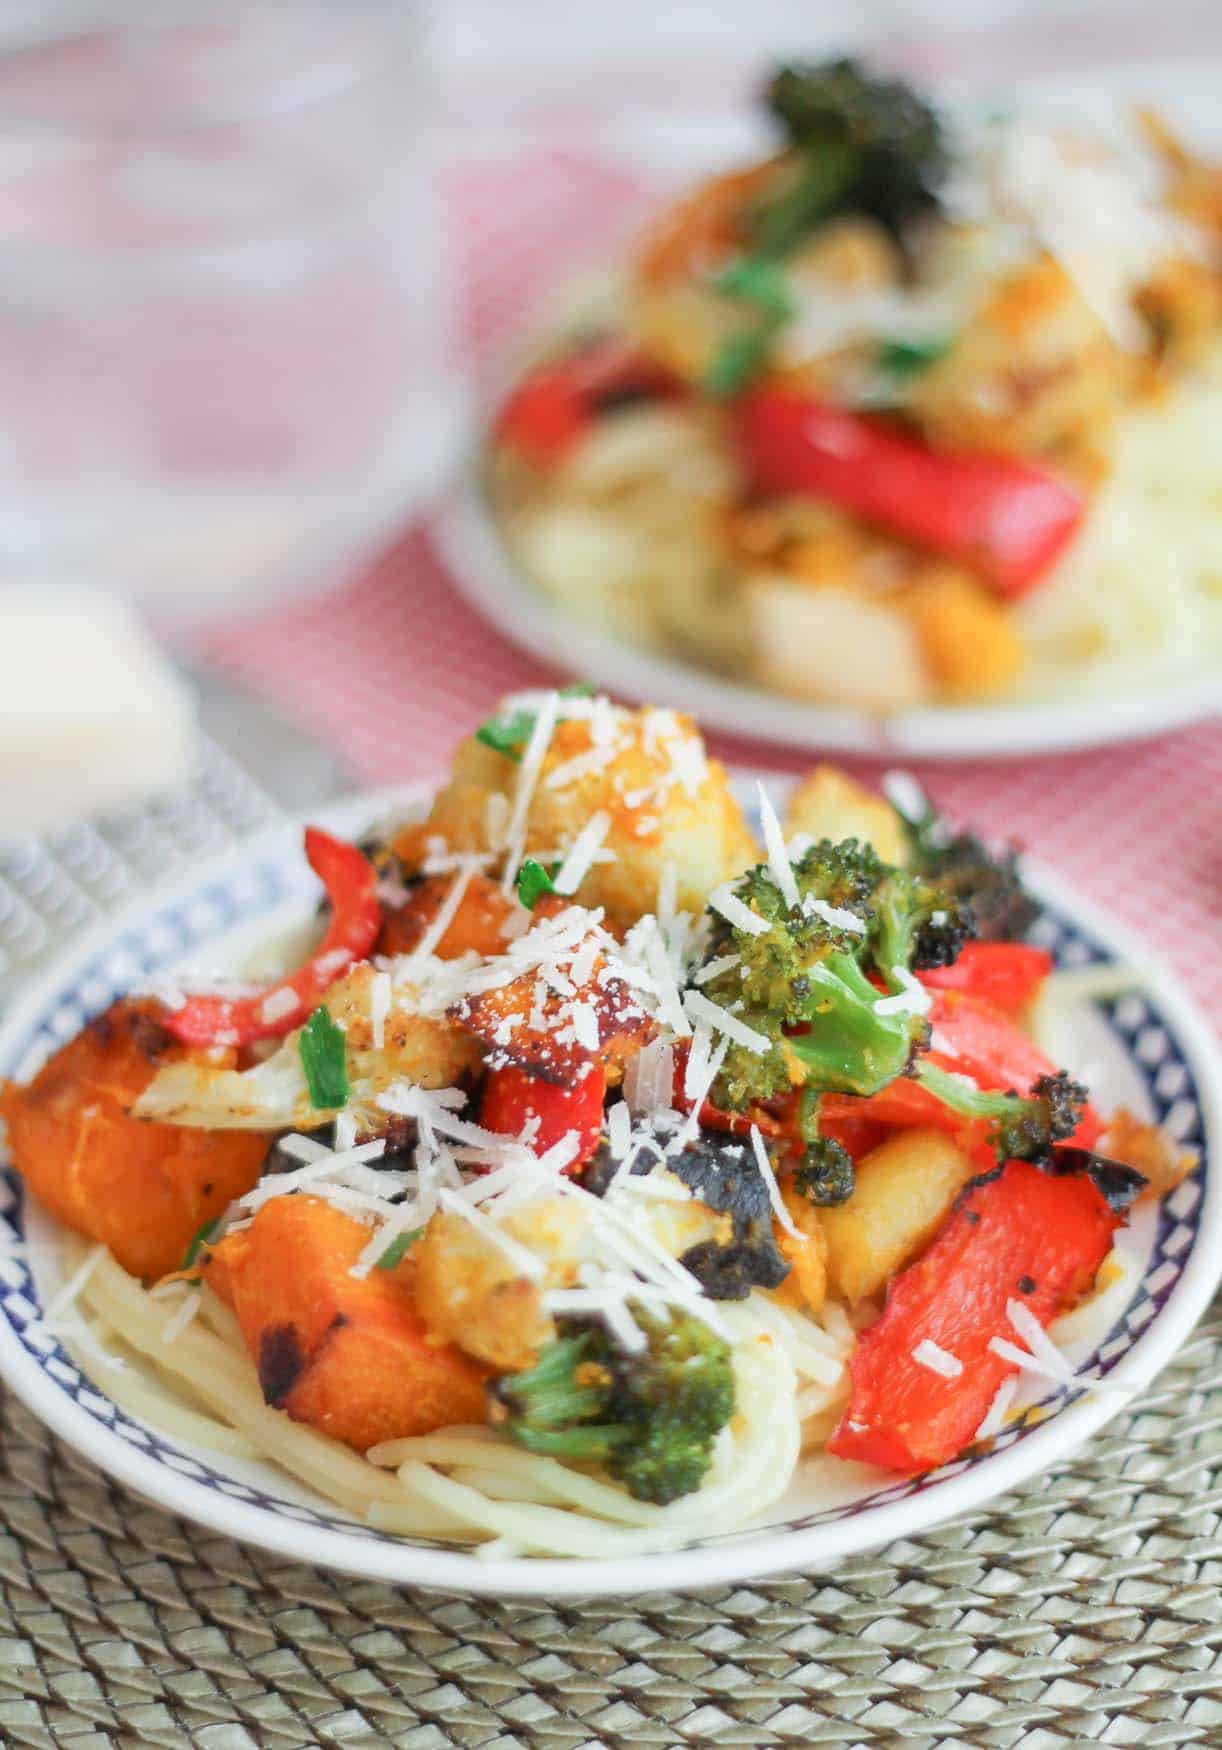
[0,1302,1220,1750]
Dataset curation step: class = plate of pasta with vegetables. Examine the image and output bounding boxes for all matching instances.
[0,689,1216,1595]
[448,58,1222,755]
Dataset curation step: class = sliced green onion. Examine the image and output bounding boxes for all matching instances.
[375,1230,423,1271]
[475,708,536,760]
[299,1006,349,1109]
[475,684,596,761]
[710,257,795,322]
[876,335,953,379]
[180,1217,222,1275]
[704,328,778,399]
[516,859,558,909]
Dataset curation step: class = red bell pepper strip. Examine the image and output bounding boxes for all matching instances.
[819,990,1103,1160]
[737,386,1085,596]
[919,943,1053,1014]
[497,338,678,464]
[480,1062,606,1167]
[496,368,589,463]
[828,1157,1128,1472]
[162,828,380,1048]
[926,991,1102,1149]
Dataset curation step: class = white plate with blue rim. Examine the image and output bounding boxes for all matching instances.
[0,778,1218,1598]
[437,59,1222,759]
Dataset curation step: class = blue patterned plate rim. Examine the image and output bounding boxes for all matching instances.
[0,782,1218,1599]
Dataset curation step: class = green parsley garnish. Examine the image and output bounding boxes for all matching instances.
[515,858,557,909]
[475,684,596,762]
[875,335,953,380]
[475,707,536,760]
[704,329,777,398]
[703,255,797,399]
[375,1230,423,1270]
[179,1217,222,1277]
[710,257,794,322]
[299,1005,350,1109]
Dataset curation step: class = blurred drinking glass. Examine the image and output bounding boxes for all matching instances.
[0,1,458,623]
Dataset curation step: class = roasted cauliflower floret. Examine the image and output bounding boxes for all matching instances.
[908,253,1122,460]
[400,697,759,931]
[414,1181,729,1370]
[134,962,482,1132]
[784,765,909,865]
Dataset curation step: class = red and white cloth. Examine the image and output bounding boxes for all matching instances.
[200,128,1222,1029]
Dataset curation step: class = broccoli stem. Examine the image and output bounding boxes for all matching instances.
[787,950,920,1096]
[746,140,858,256]
[915,1060,1085,1164]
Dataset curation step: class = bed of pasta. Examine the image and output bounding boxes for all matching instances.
[0,692,1194,1556]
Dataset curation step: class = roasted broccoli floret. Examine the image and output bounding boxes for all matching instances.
[916,1062,1087,1166]
[760,57,949,243]
[898,788,1039,943]
[700,838,950,1111]
[873,868,976,974]
[793,1135,856,1206]
[491,1306,735,1505]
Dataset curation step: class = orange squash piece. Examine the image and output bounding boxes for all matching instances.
[377,871,515,959]
[203,1195,489,1450]
[0,1001,270,1280]
[903,568,1023,699]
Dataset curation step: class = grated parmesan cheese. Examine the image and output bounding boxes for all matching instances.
[708,883,769,938]
[803,895,868,935]
[369,971,391,1050]
[553,810,612,896]
[911,1338,963,1379]
[500,690,560,891]
[684,989,771,1055]
[874,965,933,1018]
[757,781,800,912]
[749,1124,803,1241]
[692,952,741,986]
[259,986,299,1026]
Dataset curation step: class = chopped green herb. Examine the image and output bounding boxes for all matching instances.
[516,858,557,909]
[703,254,797,398]
[180,1217,222,1275]
[299,1005,349,1109]
[876,335,953,379]
[475,684,596,761]
[711,256,795,322]
[746,139,857,257]
[704,327,779,398]
[475,707,536,760]
[375,1229,423,1270]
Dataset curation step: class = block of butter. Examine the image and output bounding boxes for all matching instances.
[0,586,198,835]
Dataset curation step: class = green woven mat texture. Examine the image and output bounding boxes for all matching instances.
[0,1308,1220,1750]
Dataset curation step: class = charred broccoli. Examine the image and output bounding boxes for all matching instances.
[760,57,949,244]
[873,867,975,973]
[492,1306,735,1505]
[793,1135,856,1206]
[896,785,1039,943]
[915,1062,1087,1166]
[581,1131,790,1300]
[703,59,950,393]
[699,838,972,1111]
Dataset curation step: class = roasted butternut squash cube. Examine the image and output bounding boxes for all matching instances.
[204,1195,488,1450]
[0,1001,270,1280]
